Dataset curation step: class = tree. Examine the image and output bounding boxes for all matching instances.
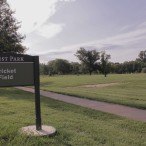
[47,61,55,76]
[138,50,146,63]
[70,62,80,74]
[100,51,111,77]
[75,48,100,75]
[48,59,71,75]
[40,63,45,75]
[0,0,26,53]
[39,64,49,75]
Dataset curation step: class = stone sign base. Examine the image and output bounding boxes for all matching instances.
[20,125,56,136]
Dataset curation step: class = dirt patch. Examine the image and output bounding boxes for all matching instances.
[80,83,119,88]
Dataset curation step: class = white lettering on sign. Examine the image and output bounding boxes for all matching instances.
[0,69,16,74]
[0,68,17,81]
[0,75,14,80]
[0,56,24,62]
[0,57,8,62]
[10,56,24,62]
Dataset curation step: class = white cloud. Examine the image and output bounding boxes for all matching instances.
[7,0,76,52]
[8,0,59,34]
[56,24,146,52]
[138,21,146,28]
[8,0,75,34]
[38,23,146,63]
[36,23,65,39]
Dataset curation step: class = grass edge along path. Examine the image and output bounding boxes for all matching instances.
[16,87,146,122]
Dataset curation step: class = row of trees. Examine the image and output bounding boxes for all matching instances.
[110,50,146,74]
[40,49,99,76]
[40,49,146,76]
[40,48,111,76]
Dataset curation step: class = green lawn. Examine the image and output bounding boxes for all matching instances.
[40,74,146,109]
[0,88,146,146]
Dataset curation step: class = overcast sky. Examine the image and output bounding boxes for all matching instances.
[8,0,146,63]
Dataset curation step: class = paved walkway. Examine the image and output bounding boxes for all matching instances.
[16,87,146,122]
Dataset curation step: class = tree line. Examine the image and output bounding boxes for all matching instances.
[40,49,146,76]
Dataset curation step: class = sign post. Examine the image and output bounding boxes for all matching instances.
[0,53,56,136]
[34,56,42,130]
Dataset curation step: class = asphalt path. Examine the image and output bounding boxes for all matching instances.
[16,87,146,122]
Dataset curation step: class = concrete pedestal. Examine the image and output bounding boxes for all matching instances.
[21,125,56,136]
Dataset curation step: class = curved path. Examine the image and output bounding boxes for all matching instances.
[16,87,146,122]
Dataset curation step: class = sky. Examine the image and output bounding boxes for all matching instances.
[7,0,146,63]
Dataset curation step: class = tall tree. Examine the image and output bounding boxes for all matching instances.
[100,51,111,77]
[75,47,100,75]
[0,0,26,53]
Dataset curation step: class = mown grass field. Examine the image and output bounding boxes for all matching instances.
[0,88,146,146]
[40,74,146,109]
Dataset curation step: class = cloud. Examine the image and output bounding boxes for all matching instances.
[138,21,146,28]
[38,22,146,63]
[8,0,75,34]
[8,0,57,33]
[36,23,65,39]
[56,23,146,52]
[39,50,74,63]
